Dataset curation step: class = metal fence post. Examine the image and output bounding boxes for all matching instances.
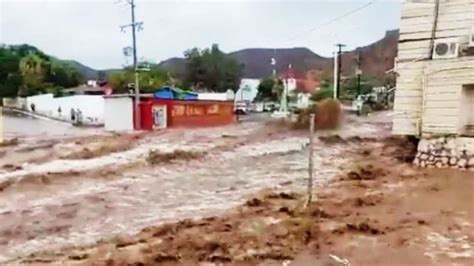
[306,114,315,207]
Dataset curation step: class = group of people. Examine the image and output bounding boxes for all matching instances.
[28,103,84,126]
[69,108,83,125]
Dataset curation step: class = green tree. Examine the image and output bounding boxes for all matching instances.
[184,44,243,92]
[310,76,334,102]
[0,46,22,97]
[18,51,51,96]
[310,87,334,102]
[48,62,81,88]
[255,77,276,101]
[0,44,82,98]
[107,63,170,93]
[340,75,383,100]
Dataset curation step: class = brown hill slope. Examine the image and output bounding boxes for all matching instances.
[158,29,399,80]
[338,29,399,79]
[228,47,331,79]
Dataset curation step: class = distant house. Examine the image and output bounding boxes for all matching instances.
[393,0,474,137]
[280,68,321,94]
[295,70,321,94]
[235,79,259,103]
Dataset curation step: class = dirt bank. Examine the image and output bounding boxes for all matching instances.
[16,136,474,265]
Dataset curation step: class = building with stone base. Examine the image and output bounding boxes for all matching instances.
[393,0,474,170]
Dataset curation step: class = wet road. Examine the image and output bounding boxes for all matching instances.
[2,113,98,138]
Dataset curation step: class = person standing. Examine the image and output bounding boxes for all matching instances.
[76,109,83,125]
[70,108,76,122]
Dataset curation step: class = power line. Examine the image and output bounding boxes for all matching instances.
[284,0,377,43]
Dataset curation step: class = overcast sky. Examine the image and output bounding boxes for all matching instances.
[0,0,401,69]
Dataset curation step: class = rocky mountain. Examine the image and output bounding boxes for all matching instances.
[338,29,399,79]
[228,47,331,79]
[61,29,399,82]
[158,29,399,80]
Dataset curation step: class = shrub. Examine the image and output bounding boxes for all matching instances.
[294,99,342,130]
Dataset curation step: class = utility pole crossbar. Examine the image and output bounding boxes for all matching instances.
[120,0,143,130]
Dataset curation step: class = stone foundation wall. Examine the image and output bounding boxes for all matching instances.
[414,137,474,170]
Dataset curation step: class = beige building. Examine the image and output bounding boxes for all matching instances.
[393,0,474,137]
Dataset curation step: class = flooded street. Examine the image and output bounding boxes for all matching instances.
[0,113,391,263]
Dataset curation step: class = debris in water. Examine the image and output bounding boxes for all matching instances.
[0,138,19,147]
[146,150,206,165]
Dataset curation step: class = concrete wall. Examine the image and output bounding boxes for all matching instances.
[104,97,134,131]
[25,94,104,123]
[198,90,235,101]
[2,98,27,109]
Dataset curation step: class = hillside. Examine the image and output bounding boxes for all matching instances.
[47,29,399,82]
[59,60,100,82]
[158,29,399,80]
[338,29,399,79]
[228,47,331,79]
[157,57,187,78]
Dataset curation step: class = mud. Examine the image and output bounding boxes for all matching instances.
[345,163,386,181]
[0,138,19,147]
[146,150,207,165]
[12,133,474,265]
[4,112,472,265]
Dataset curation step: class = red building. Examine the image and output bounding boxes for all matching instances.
[138,96,235,130]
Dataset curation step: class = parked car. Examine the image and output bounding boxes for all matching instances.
[234,101,248,115]
[263,102,277,112]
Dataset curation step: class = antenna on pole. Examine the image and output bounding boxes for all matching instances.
[120,0,144,130]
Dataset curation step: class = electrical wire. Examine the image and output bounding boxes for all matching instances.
[283,0,378,43]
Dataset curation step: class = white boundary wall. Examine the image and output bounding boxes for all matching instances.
[25,94,104,123]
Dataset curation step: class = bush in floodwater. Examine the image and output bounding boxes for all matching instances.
[294,98,343,130]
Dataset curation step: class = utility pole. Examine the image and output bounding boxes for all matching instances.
[121,0,143,130]
[356,49,362,97]
[335,43,346,99]
[333,51,338,99]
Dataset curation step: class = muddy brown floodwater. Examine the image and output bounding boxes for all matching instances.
[3,112,435,265]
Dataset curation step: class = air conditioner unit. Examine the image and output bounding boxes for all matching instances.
[469,25,474,47]
[433,40,459,59]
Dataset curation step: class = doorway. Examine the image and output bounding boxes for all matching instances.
[152,105,167,129]
[461,84,474,136]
